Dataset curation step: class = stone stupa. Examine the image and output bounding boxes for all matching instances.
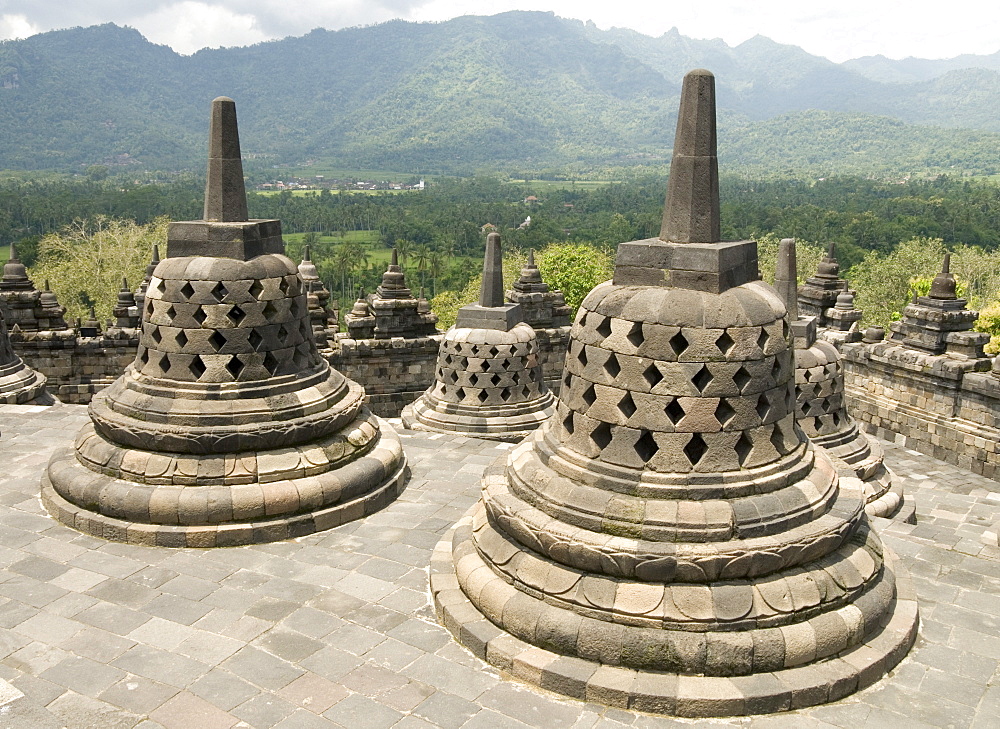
[401,232,554,441]
[0,305,48,404]
[776,238,906,521]
[42,97,407,547]
[431,69,917,717]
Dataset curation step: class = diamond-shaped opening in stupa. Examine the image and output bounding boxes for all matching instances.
[715,399,736,426]
[618,392,637,419]
[604,353,621,379]
[634,430,658,463]
[683,432,708,466]
[643,363,663,389]
[263,350,279,375]
[563,412,575,435]
[756,393,771,421]
[770,423,786,454]
[733,366,752,393]
[627,322,644,348]
[225,355,244,379]
[735,431,754,466]
[591,421,613,449]
[189,355,206,379]
[670,330,689,357]
[665,398,685,425]
[692,364,714,393]
[757,328,769,352]
[716,330,735,355]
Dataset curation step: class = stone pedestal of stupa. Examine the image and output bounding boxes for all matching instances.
[402,233,554,441]
[889,254,991,358]
[430,70,917,717]
[42,97,406,547]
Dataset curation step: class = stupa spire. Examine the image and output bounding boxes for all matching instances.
[479,232,504,308]
[660,69,720,244]
[203,97,249,223]
[775,237,799,320]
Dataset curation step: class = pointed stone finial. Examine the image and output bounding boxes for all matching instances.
[929,253,957,299]
[775,238,799,320]
[121,276,129,291]
[479,232,504,308]
[2,240,32,290]
[298,245,320,283]
[203,96,249,223]
[390,248,399,268]
[44,279,50,291]
[660,69,720,244]
[517,249,544,286]
[152,245,160,264]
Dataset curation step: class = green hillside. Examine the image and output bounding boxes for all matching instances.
[1,12,999,175]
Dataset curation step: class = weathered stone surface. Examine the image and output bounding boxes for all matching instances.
[42,96,407,546]
[433,68,916,716]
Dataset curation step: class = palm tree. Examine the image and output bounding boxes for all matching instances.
[428,251,445,297]
[413,244,430,289]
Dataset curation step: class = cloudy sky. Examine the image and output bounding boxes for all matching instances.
[0,0,997,62]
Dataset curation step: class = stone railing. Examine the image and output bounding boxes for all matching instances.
[840,338,998,479]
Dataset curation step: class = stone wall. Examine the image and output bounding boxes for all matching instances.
[840,339,999,478]
[13,323,572,415]
[12,331,139,404]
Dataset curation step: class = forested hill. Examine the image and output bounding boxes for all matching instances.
[1,11,1000,174]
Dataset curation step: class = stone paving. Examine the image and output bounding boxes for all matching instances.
[1,402,999,728]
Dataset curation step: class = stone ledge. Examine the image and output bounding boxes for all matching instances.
[430,512,919,718]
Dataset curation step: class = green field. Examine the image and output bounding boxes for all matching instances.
[507,179,615,190]
[254,188,413,197]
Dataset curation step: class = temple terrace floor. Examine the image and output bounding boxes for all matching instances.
[0,402,998,729]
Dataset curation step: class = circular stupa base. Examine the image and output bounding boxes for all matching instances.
[0,366,47,405]
[41,418,408,547]
[430,508,918,718]
[401,393,554,443]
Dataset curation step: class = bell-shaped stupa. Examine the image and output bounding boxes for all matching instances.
[42,97,407,547]
[776,239,905,520]
[402,232,554,441]
[431,70,917,717]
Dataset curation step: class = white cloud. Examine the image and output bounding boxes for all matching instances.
[130,1,269,54]
[0,13,39,41]
[0,1,998,62]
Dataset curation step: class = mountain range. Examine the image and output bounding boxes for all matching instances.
[1,11,999,175]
